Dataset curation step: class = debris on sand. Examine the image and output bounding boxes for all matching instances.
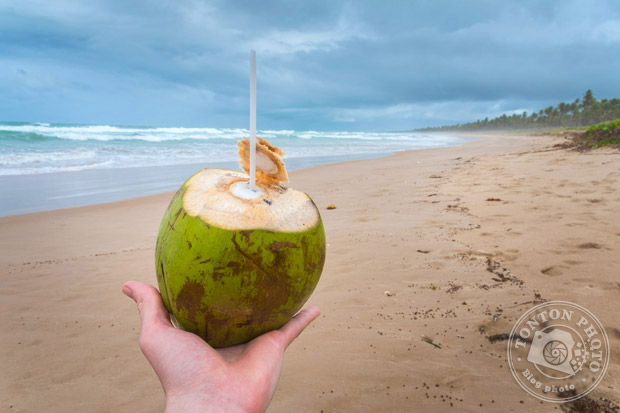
[417,249,430,254]
[486,258,522,285]
[384,290,395,297]
[487,333,510,343]
[421,336,442,349]
[485,198,502,202]
[533,292,546,304]
[559,393,619,412]
[326,204,337,210]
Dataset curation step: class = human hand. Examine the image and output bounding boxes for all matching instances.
[122,281,320,413]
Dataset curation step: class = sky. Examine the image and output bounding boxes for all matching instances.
[1,0,620,131]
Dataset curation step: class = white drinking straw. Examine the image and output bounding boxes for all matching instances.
[249,50,257,190]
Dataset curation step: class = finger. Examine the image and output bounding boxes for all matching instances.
[122,281,173,330]
[277,306,320,349]
[237,307,320,386]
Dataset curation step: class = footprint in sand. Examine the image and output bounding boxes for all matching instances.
[541,266,563,276]
[565,222,585,227]
[574,189,595,195]
[578,242,602,249]
[571,279,619,292]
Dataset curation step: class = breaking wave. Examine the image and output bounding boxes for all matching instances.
[0,122,464,175]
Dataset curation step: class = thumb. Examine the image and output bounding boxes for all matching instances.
[122,281,173,331]
[277,306,321,349]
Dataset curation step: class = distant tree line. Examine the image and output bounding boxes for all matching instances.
[418,90,620,131]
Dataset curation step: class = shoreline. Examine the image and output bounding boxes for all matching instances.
[0,139,464,218]
[2,131,618,411]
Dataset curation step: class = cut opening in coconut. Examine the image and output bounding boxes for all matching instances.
[182,138,318,232]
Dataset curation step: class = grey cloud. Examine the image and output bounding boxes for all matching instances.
[0,0,619,130]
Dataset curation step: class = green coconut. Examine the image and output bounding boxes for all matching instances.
[155,138,326,348]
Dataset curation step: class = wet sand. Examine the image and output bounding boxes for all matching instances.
[1,132,618,411]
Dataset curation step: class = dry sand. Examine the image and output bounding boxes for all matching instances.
[1,132,618,412]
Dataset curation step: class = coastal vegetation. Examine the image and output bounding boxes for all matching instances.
[420,90,620,131]
[564,119,620,150]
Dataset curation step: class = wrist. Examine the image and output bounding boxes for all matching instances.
[165,393,259,413]
[165,394,211,413]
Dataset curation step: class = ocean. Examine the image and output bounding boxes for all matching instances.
[0,122,465,216]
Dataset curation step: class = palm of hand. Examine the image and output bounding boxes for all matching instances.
[123,281,319,413]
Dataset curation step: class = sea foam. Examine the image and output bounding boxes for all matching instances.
[0,122,464,176]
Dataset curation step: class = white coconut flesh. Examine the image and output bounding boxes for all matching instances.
[182,138,319,232]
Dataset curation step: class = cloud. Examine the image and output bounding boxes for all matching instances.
[329,104,417,122]
[250,11,374,55]
[592,20,620,42]
[0,0,619,129]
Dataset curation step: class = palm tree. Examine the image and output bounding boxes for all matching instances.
[582,90,595,109]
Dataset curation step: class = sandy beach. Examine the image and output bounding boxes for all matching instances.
[1,132,618,412]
